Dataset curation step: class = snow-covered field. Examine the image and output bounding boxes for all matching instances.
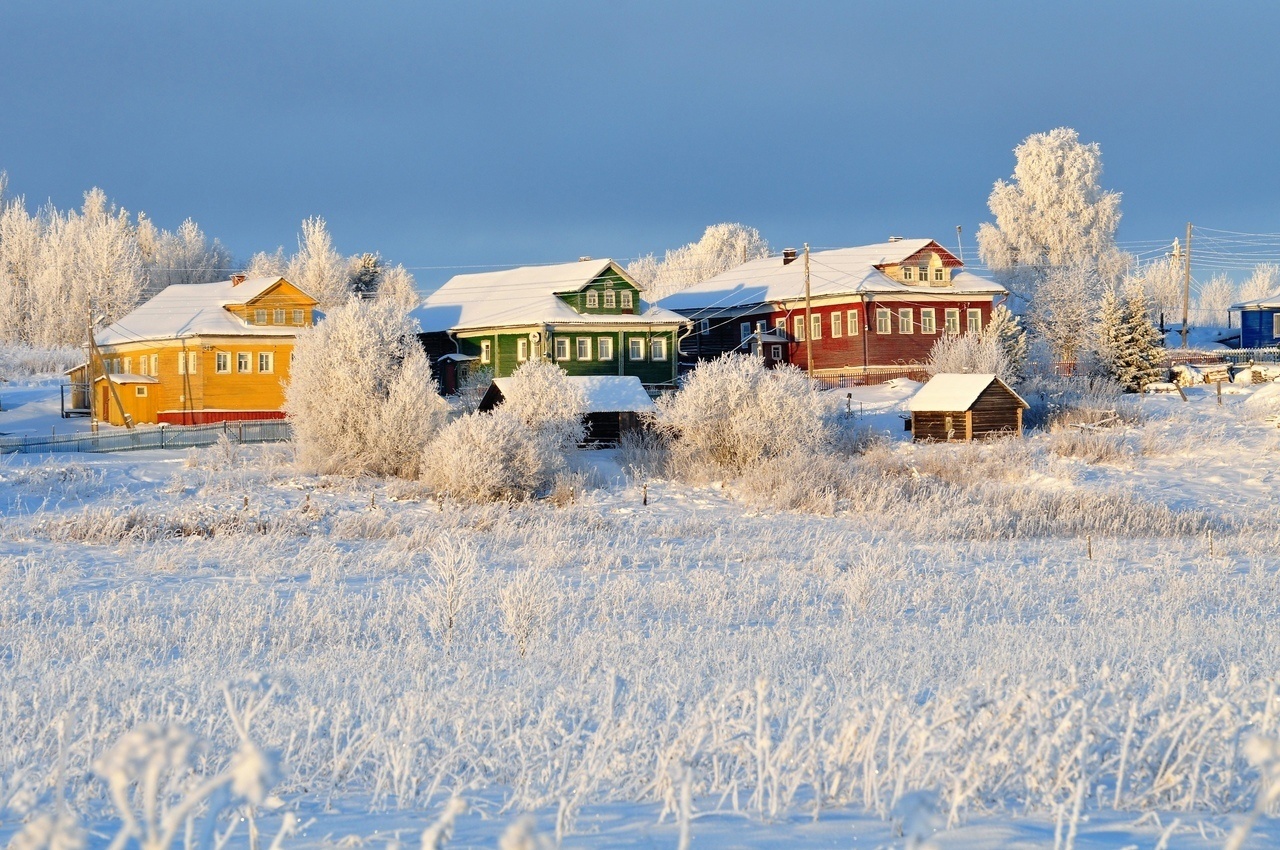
[3,377,1280,849]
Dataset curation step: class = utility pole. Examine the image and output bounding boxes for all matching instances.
[803,243,813,378]
[86,308,134,430]
[1181,222,1192,349]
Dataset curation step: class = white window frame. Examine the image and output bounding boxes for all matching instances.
[188,352,198,374]
[138,357,147,377]
[700,318,710,335]
[216,352,230,373]
[652,337,668,361]
[934,267,945,282]
[899,308,913,335]
[123,357,131,374]
[903,266,913,281]
[273,308,285,324]
[831,312,842,338]
[918,266,927,283]
[293,309,304,325]
[1274,314,1280,338]
[254,309,266,325]
[770,344,782,360]
[811,313,822,340]
[876,308,891,334]
[554,337,569,360]
[775,317,787,336]
[576,337,591,360]
[945,308,960,334]
[921,308,936,334]
[517,338,528,362]
[177,353,186,375]
[585,291,599,309]
[135,386,147,397]
[847,309,859,335]
[603,290,616,309]
[621,291,633,310]
[629,337,645,360]
[741,322,752,341]
[967,308,982,335]
[258,352,274,374]
[237,352,251,373]
[598,336,614,360]
[793,315,805,341]
[480,340,492,364]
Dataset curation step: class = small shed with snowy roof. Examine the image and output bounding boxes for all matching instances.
[907,373,1028,441]
[1230,292,1280,348]
[479,375,655,445]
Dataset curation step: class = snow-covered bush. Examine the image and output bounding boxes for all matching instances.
[284,299,448,478]
[653,354,829,475]
[926,331,1011,382]
[497,358,587,450]
[421,410,563,502]
[454,365,494,413]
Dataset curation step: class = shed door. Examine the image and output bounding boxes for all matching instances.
[101,386,110,420]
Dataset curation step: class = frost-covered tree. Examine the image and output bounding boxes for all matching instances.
[653,353,827,473]
[983,304,1027,379]
[348,253,382,299]
[1132,256,1183,327]
[374,263,421,311]
[245,247,287,279]
[628,223,770,301]
[1238,262,1280,303]
[0,194,42,344]
[1096,283,1163,392]
[497,358,587,450]
[1026,263,1106,364]
[421,409,564,503]
[286,217,349,307]
[285,299,448,477]
[927,330,1012,383]
[977,128,1129,298]
[146,218,233,295]
[1196,273,1238,327]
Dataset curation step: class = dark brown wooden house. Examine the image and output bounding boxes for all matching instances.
[907,373,1028,441]
[478,375,655,446]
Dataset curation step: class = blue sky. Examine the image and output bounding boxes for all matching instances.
[2,1,1276,290]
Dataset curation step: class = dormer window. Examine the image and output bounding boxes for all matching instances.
[621,291,633,310]
[935,268,945,282]
[903,266,913,281]
[918,266,927,281]
[585,291,599,309]
[254,309,266,324]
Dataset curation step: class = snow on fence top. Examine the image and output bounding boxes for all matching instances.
[907,373,1028,412]
[491,375,655,413]
[410,259,686,333]
[658,240,1006,311]
[95,277,308,345]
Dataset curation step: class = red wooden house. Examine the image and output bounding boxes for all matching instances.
[659,239,1007,382]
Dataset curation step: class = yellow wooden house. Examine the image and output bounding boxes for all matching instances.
[68,275,319,426]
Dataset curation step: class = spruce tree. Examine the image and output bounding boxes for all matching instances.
[1120,283,1164,392]
[982,304,1028,379]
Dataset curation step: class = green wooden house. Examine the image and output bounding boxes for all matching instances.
[413,259,689,393]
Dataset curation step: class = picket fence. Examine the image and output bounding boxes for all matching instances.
[0,419,291,455]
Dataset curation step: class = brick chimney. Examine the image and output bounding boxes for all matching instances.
[782,248,798,265]
[231,273,247,286]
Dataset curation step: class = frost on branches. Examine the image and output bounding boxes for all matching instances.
[284,300,447,477]
[929,304,1027,382]
[1096,282,1163,392]
[628,223,770,301]
[496,358,588,451]
[653,354,828,474]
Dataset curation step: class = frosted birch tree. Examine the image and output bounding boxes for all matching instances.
[287,217,350,307]
[1238,263,1280,303]
[628,223,770,300]
[1196,273,1238,327]
[147,218,233,292]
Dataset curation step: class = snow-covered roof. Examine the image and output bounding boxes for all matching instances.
[411,259,687,333]
[907,373,1028,412]
[1230,290,1280,310]
[95,277,313,346]
[491,375,656,413]
[658,241,1005,312]
[96,373,160,385]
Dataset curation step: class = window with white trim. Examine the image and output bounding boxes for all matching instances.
[150,355,158,375]
[576,337,591,360]
[831,312,842,338]
[628,337,645,360]
[775,317,786,336]
[554,337,569,360]
[138,357,147,376]
[1274,314,1280,338]
[945,308,960,334]
[293,309,304,325]
[598,336,614,360]
[934,267,945,282]
[188,352,197,374]
[848,310,859,335]
[517,338,528,362]
[273,308,285,324]
[921,308,936,334]
[621,291,633,310]
[810,313,822,340]
[903,266,914,281]
[967,308,982,334]
[480,340,492,364]
[135,386,147,397]
[177,353,185,374]
[876,308,891,334]
[700,319,710,335]
[899,308,913,334]
[741,322,752,341]
[258,352,273,373]
[603,290,616,309]
[585,291,599,309]
[793,315,805,341]
[216,352,230,373]
[254,309,266,325]
[770,344,782,360]
[123,357,131,374]
[237,352,251,373]
[918,266,927,282]
[652,337,668,361]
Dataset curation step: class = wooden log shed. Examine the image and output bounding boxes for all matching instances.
[907,373,1028,441]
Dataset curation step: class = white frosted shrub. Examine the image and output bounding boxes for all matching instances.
[422,410,563,502]
[285,299,448,478]
[653,354,829,474]
[927,332,1012,382]
[499,358,587,450]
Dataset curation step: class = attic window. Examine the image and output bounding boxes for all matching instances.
[621,291,633,310]
[293,309,304,325]
[586,291,599,309]
[903,267,914,281]
[604,290,616,309]
[934,268,945,282]
[254,309,266,324]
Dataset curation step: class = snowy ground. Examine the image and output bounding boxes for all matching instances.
[3,377,1280,848]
